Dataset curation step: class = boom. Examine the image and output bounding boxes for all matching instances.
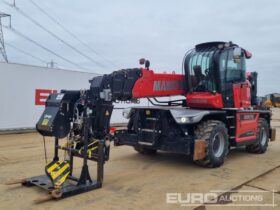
[37,68,185,139]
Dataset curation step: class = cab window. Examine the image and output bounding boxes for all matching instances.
[220,49,246,83]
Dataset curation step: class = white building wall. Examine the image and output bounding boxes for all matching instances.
[0,62,142,131]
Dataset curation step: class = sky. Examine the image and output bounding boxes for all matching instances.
[0,0,280,95]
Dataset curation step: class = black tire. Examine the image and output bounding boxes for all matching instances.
[134,145,157,155]
[246,118,269,154]
[194,120,229,168]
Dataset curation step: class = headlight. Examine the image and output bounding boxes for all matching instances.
[170,109,208,125]
[122,108,132,119]
[181,117,187,123]
[180,116,193,124]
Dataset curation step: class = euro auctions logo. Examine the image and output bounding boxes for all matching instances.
[166,190,277,207]
[35,89,57,105]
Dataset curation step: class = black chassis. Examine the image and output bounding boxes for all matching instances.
[115,107,225,156]
[115,107,272,155]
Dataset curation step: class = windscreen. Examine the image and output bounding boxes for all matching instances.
[186,50,216,93]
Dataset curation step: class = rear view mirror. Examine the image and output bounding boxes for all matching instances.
[233,47,242,59]
[244,50,252,59]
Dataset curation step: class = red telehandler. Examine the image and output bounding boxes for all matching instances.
[20,41,276,199]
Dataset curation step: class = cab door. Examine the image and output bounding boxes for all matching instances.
[219,48,246,108]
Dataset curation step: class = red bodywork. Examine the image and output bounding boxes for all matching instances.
[132,69,225,110]
[132,69,186,98]
[132,69,253,110]
[235,112,259,142]
[128,66,261,145]
[186,92,224,109]
[233,81,251,109]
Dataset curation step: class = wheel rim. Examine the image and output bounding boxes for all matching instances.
[212,133,225,158]
[260,127,267,146]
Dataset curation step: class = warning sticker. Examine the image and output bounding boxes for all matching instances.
[42,118,49,126]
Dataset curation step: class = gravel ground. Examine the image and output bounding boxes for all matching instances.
[0,109,279,210]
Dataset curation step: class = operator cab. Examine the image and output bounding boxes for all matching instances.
[184,41,252,109]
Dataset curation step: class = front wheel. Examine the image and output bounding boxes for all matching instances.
[194,120,229,168]
[246,118,269,154]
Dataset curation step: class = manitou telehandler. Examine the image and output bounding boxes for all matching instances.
[19,41,276,199]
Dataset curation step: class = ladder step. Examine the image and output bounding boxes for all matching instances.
[141,128,155,132]
[146,117,158,121]
[226,116,235,119]
[138,141,153,146]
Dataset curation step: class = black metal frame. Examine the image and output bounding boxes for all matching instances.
[115,108,193,155]
[22,117,105,198]
[115,107,272,155]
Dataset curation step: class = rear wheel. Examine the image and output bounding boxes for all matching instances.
[194,120,229,168]
[134,145,157,155]
[246,118,269,154]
